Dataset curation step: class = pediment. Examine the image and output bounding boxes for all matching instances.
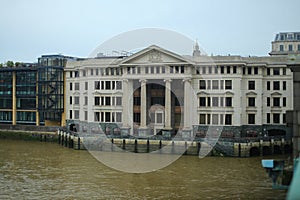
[120,45,192,65]
[246,91,257,96]
[271,92,282,96]
[197,91,209,95]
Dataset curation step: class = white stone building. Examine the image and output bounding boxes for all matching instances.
[65,32,299,139]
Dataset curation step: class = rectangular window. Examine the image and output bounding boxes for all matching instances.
[288,44,293,51]
[105,81,111,90]
[202,66,206,74]
[156,113,163,124]
[105,97,111,106]
[74,71,79,77]
[75,83,80,90]
[243,67,246,75]
[214,66,218,74]
[283,97,286,107]
[116,81,122,90]
[225,97,232,107]
[254,67,258,75]
[105,112,110,122]
[207,114,211,125]
[85,82,88,90]
[220,66,224,74]
[226,66,230,74]
[212,114,218,125]
[225,114,232,125]
[225,80,232,90]
[95,69,99,76]
[116,97,122,106]
[208,66,212,74]
[267,97,270,106]
[207,97,211,107]
[74,110,79,119]
[248,81,255,90]
[233,66,237,74]
[207,80,211,90]
[74,96,79,105]
[69,110,72,119]
[69,96,72,105]
[267,113,270,123]
[145,67,149,74]
[247,67,252,75]
[101,81,104,90]
[82,70,86,77]
[212,80,219,89]
[283,114,286,123]
[70,71,73,78]
[94,97,100,105]
[248,97,255,107]
[84,96,88,105]
[212,97,219,107]
[199,97,206,107]
[267,81,270,90]
[199,80,206,89]
[70,83,73,91]
[248,114,255,124]
[94,112,100,121]
[273,81,280,90]
[220,80,224,90]
[298,44,300,51]
[283,68,286,75]
[220,97,224,107]
[280,45,284,52]
[133,113,141,123]
[199,114,206,124]
[273,97,280,107]
[95,81,100,90]
[90,69,94,76]
[161,66,165,73]
[273,113,280,124]
[283,81,286,90]
[273,68,280,75]
[267,68,270,75]
[156,66,160,73]
[84,111,88,121]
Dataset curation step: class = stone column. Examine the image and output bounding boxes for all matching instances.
[12,71,16,125]
[140,79,147,128]
[164,79,172,129]
[121,79,130,136]
[182,78,192,138]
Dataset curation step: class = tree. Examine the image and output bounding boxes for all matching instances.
[0,63,3,68]
[6,61,14,67]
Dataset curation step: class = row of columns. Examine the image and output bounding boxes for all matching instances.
[121,78,193,135]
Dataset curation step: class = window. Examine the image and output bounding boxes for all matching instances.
[288,44,293,51]
[248,114,255,124]
[225,97,232,107]
[207,80,211,89]
[267,81,270,90]
[279,45,284,52]
[74,96,79,105]
[105,112,110,122]
[267,113,270,123]
[212,97,219,107]
[70,83,73,91]
[161,66,165,73]
[212,80,219,89]
[133,113,141,123]
[82,70,86,77]
[283,81,286,90]
[233,66,237,74]
[134,97,141,105]
[156,66,160,73]
[283,68,286,75]
[214,66,218,74]
[84,96,88,105]
[207,114,211,125]
[248,81,255,90]
[208,66,212,74]
[116,112,122,122]
[94,112,100,121]
[70,71,73,78]
[156,113,163,124]
[283,114,286,123]
[74,110,79,119]
[212,114,218,125]
[207,97,211,107]
[273,81,280,90]
[225,80,232,90]
[105,97,111,106]
[298,44,300,51]
[273,68,280,75]
[84,111,88,121]
[225,114,232,125]
[95,81,100,90]
[248,97,255,107]
[94,97,100,105]
[247,67,252,75]
[199,97,206,107]
[220,97,224,107]
[199,114,206,124]
[254,67,258,75]
[69,96,72,105]
[273,97,280,107]
[283,97,286,107]
[69,110,72,119]
[226,66,230,74]
[220,80,224,90]
[267,97,270,106]
[116,81,122,90]
[202,66,206,74]
[116,97,122,106]
[85,82,88,90]
[74,71,79,77]
[105,81,111,90]
[199,80,206,89]
[273,113,280,124]
[180,66,184,73]
[243,67,246,75]
[75,83,80,90]
[220,66,224,74]
[267,68,270,75]
[90,69,94,76]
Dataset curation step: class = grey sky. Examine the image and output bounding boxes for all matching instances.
[1,0,300,63]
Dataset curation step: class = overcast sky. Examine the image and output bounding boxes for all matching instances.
[1,0,300,63]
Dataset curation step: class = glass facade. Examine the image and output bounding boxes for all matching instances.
[16,70,36,110]
[0,71,13,123]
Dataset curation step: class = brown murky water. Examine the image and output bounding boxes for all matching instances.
[0,139,287,199]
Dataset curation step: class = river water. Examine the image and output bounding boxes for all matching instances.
[0,139,288,199]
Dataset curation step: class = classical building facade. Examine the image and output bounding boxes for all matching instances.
[65,32,299,139]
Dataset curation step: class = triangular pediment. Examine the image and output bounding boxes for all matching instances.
[120,45,192,65]
[246,91,257,96]
[271,92,282,96]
